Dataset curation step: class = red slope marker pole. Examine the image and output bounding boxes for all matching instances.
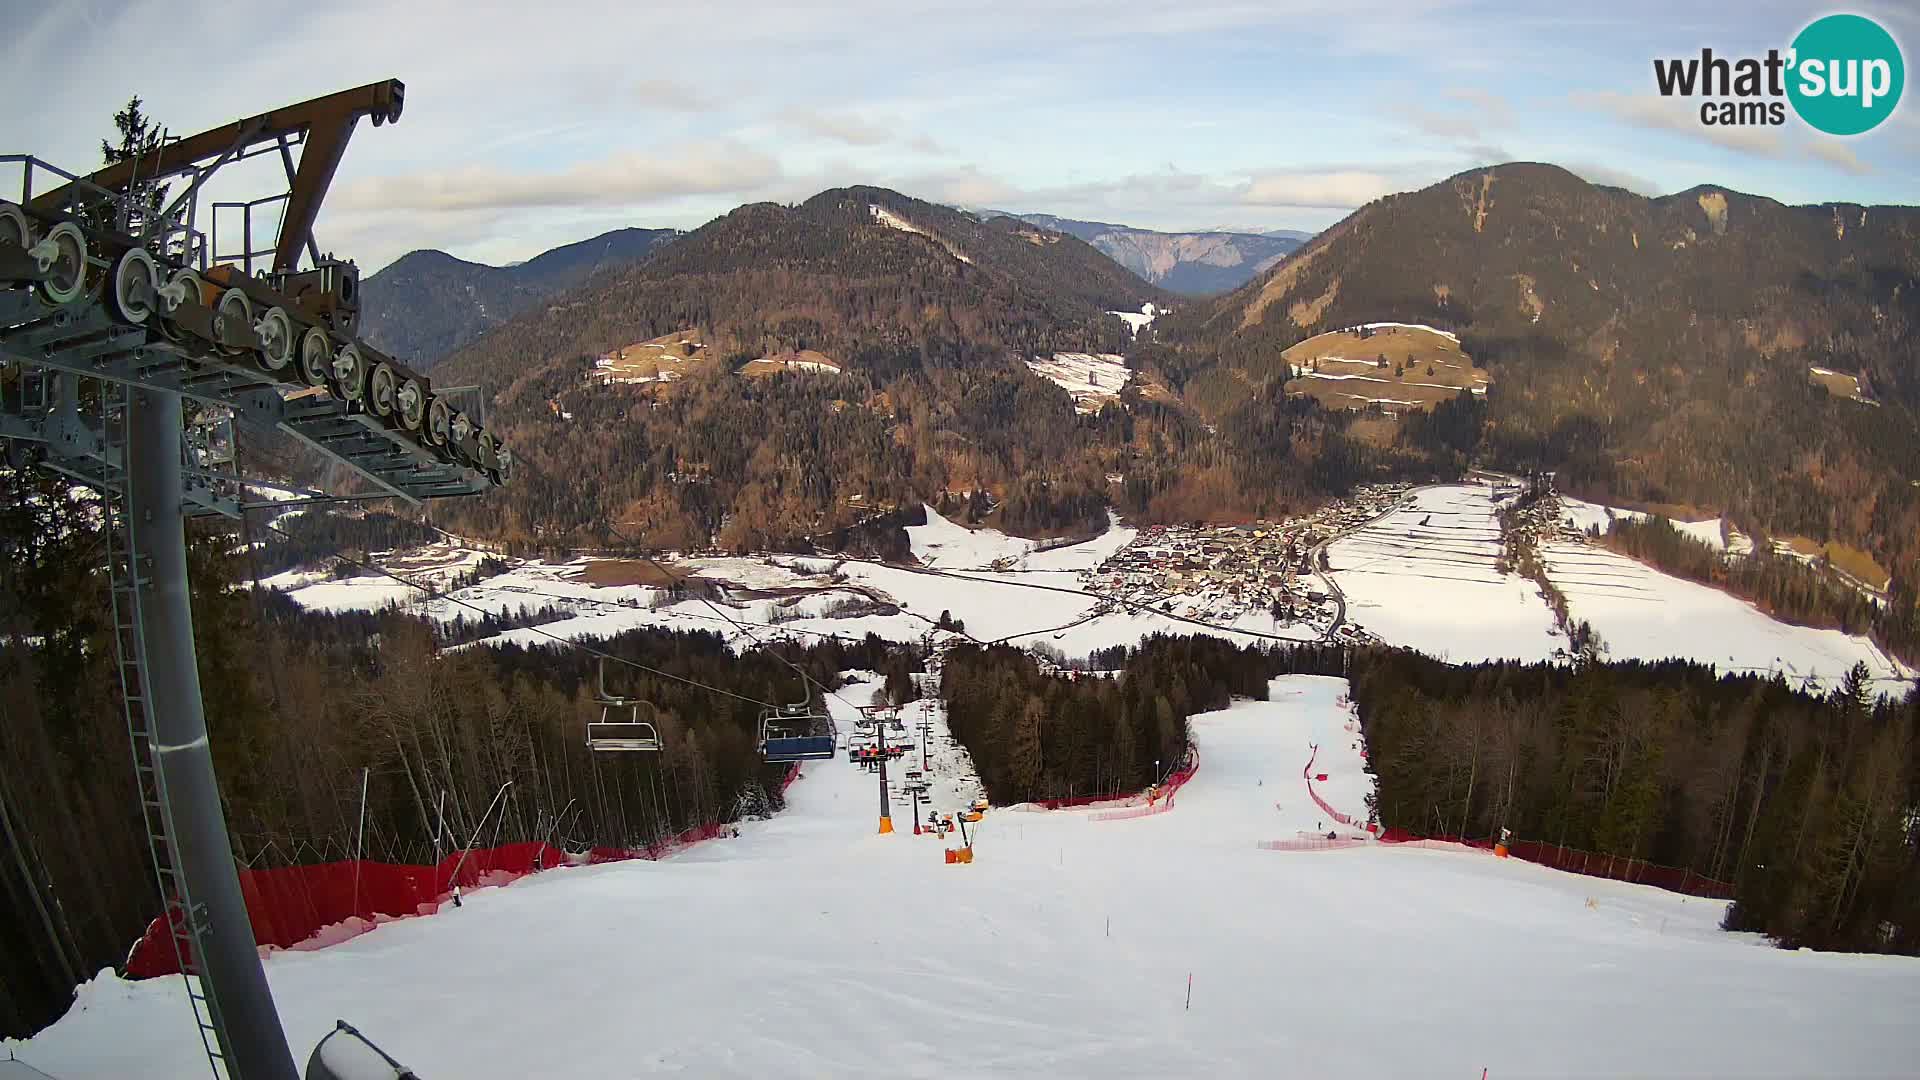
[1185,973,1193,1011]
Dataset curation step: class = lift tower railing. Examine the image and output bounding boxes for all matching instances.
[1,79,508,1080]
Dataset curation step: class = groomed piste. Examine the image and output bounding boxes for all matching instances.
[12,674,1918,1078]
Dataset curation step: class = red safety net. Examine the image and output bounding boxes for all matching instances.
[1257,837,1368,852]
[1302,746,1357,828]
[129,764,811,978]
[1502,839,1736,899]
[1089,801,1172,822]
[125,808,768,979]
[1089,749,1199,822]
[1036,747,1200,813]
[1374,829,1733,899]
[1035,790,1146,811]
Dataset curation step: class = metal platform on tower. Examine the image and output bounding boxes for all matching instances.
[1,79,504,1080]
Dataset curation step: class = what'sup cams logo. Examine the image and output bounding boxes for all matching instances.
[1654,13,1904,135]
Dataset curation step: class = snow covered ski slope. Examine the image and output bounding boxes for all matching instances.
[1540,541,1905,690]
[1328,484,1560,662]
[13,676,1918,1079]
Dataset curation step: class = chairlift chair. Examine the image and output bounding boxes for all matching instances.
[760,700,836,762]
[586,659,663,752]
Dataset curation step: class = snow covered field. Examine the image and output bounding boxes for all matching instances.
[1319,485,1903,686]
[900,507,1135,585]
[262,492,1908,691]
[1328,485,1563,663]
[1540,542,1907,689]
[16,674,1918,1079]
[262,540,496,613]
[1025,352,1132,412]
[1558,497,1753,555]
[1107,302,1157,338]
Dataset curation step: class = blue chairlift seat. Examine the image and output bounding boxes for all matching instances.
[763,733,837,762]
[760,702,836,762]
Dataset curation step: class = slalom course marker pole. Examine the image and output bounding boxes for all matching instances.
[1186,973,1193,1011]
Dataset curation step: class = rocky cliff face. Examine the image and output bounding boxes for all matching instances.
[1002,213,1306,295]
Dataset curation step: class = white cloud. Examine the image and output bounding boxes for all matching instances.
[1240,170,1401,208]
[776,107,893,147]
[890,165,1023,207]
[1574,90,1891,178]
[1571,90,1787,157]
[331,143,783,213]
[1805,138,1872,176]
[1403,106,1484,139]
[1446,87,1514,128]
[873,162,1415,232]
[632,78,718,113]
[1562,161,1661,194]
[1403,87,1515,140]
[774,107,944,154]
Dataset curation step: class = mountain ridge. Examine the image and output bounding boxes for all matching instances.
[359,226,681,367]
[981,211,1307,295]
[432,185,1167,395]
[1159,160,1920,597]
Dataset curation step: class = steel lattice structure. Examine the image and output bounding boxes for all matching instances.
[2,79,489,1080]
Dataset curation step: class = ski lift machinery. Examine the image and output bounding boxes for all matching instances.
[760,698,837,762]
[2,79,511,1080]
[587,658,663,752]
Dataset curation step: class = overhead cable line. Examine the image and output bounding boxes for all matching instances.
[514,456,873,717]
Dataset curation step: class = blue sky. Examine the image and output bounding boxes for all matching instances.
[9,0,1917,272]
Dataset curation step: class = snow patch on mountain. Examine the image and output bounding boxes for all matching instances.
[1107,302,1158,338]
[870,204,973,265]
[1026,352,1132,411]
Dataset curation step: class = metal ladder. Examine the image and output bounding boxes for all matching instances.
[101,381,234,1080]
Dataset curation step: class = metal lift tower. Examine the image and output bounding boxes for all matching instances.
[1,80,509,1080]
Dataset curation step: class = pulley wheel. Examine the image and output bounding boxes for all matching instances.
[255,307,295,371]
[449,411,475,463]
[33,222,87,305]
[0,202,31,252]
[298,327,333,388]
[367,362,399,418]
[162,269,204,314]
[425,395,452,447]
[396,378,426,432]
[110,247,159,325]
[331,343,366,402]
[215,289,253,353]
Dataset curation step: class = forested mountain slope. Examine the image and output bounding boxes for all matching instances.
[418,183,1504,553]
[421,188,1200,550]
[1158,162,1920,602]
[431,187,1163,394]
[359,226,680,366]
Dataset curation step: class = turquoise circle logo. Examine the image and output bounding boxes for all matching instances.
[1788,14,1904,135]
